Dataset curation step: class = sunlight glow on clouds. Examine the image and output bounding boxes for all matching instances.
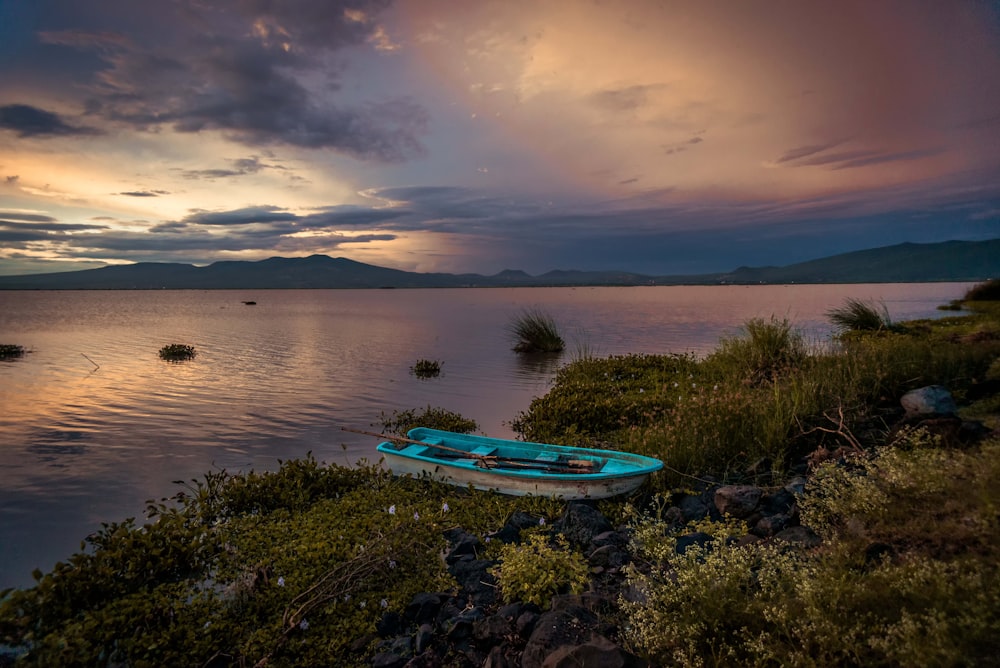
[0,0,997,275]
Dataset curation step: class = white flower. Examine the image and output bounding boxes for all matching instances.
[360,601,367,609]
[277,576,285,587]
[413,511,420,521]
[692,383,697,388]
[539,517,546,526]
[299,619,309,631]
[672,382,678,388]
[388,559,397,569]
[484,536,492,543]
[442,502,450,513]
[639,388,644,393]
[204,621,211,629]
[344,594,351,602]
[380,598,389,608]
[388,505,396,515]
[713,384,719,391]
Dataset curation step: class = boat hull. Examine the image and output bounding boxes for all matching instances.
[377,428,663,500]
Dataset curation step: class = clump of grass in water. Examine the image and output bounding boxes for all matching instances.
[378,405,478,436]
[508,309,565,353]
[158,343,196,361]
[0,344,26,359]
[410,359,442,379]
[826,297,894,333]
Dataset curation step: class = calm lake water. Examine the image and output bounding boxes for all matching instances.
[0,283,972,589]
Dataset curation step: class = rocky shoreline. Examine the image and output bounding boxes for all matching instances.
[358,385,994,668]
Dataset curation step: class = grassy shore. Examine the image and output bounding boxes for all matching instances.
[1,288,998,666]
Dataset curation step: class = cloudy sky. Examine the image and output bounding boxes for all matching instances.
[1,0,999,277]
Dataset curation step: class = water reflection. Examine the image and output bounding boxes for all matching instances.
[0,283,974,589]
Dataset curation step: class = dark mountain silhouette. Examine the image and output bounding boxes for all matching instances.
[0,239,996,290]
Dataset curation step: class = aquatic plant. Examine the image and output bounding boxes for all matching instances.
[158,343,196,361]
[826,297,894,333]
[377,405,478,436]
[507,308,565,353]
[0,344,26,359]
[409,358,442,379]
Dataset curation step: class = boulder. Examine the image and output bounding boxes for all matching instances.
[521,605,600,668]
[540,635,645,668]
[553,503,613,548]
[713,485,763,518]
[900,385,957,416]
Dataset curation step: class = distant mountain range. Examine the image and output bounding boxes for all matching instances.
[1,239,997,290]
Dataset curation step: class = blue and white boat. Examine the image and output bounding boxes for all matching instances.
[376,427,663,500]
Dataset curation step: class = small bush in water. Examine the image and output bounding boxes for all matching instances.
[158,343,196,361]
[508,309,565,353]
[410,359,442,378]
[0,344,26,359]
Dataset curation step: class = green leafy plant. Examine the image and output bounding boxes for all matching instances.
[491,533,589,609]
[158,343,196,361]
[0,344,26,359]
[827,297,895,333]
[508,308,565,353]
[409,358,442,378]
[377,405,478,436]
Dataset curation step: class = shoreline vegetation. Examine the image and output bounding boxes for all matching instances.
[2,284,999,666]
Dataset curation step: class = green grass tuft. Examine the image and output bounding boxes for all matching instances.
[827,297,894,333]
[507,309,565,353]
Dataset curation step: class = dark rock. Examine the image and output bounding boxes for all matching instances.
[522,605,600,668]
[588,544,628,569]
[414,623,435,654]
[675,531,714,555]
[785,476,808,495]
[753,512,792,537]
[901,385,957,416]
[553,503,614,548]
[473,613,514,647]
[516,610,540,639]
[445,606,485,642]
[759,488,796,515]
[372,652,408,668]
[677,494,711,522]
[591,530,629,548]
[444,530,482,564]
[540,635,645,668]
[406,592,444,626]
[448,559,497,606]
[714,485,763,518]
[376,611,406,637]
[773,525,821,548]
[496,602,524,621]
[490,511,542,543]
[483,645,516,668]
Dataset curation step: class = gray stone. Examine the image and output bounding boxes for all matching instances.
[714,485,763,518]
[541,635,637,668]
[773,525,821,548]
[901,385,957,416]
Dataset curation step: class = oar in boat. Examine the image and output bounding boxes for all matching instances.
[341,427,596,472]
